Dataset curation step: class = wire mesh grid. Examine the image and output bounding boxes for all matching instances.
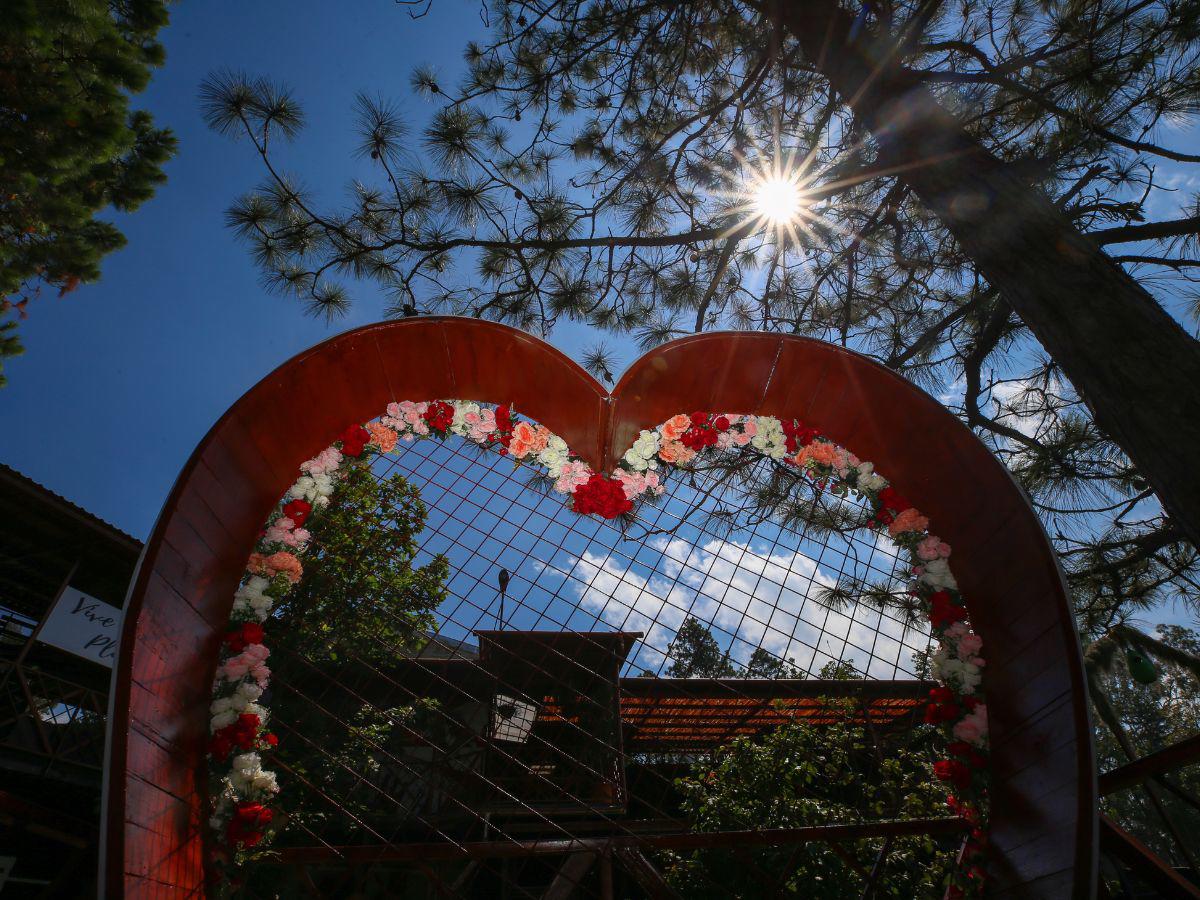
[246,418,949,896]
[375,429,932,681]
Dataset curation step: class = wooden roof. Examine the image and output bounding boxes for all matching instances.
[617,677,931,751]
[0,464,140,621]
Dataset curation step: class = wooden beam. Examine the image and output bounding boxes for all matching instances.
[542,851,597,900]
[612,846,680,900]
[1099,815,1200,899]
[264,818,967,865]
[1099,734,1200,796]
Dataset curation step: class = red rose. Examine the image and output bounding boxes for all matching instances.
[934,759,972,789]
[572,474,633,519]
[925,701,961,724]
[494,403,514,443]
[224,621,266,653]
[961,694,981,711]
[282,498,312,526]
[690,411,708,426]
[209,713,261,762]
[929,685,956,705]
[423,400,455,434]
[969,750,989,770]
[680,426,719,451]
[209,732,234,761]
[265,732,279,747]
[781,419,819,453]
[878,485,911,514]
[948,741,972,757]
[227,802,274,847]
[336,423,370,457]
[929,590,967,630]
[713,416,730,432]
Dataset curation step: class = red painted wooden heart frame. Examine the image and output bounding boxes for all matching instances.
[100,318,1097,898]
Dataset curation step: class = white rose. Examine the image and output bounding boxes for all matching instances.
[211,696,234,715]
[451,402,480,435]
[538,445,569,474]
[237,682,263,702]
[232,752,260,772]
[623,448,648,471]
[288,476,315,500]
[752,418,787,459]
[862,473,887,492]
[919,558,958,590]
[210,711,237,731]
[252,770,279,793]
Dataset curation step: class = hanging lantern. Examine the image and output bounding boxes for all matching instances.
[1125,647,1158,684]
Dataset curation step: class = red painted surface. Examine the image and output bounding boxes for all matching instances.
[101,318,1097,897]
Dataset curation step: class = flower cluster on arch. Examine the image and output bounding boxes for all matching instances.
[207,399,990,895]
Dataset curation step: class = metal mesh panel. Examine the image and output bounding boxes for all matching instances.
[245,420,952,896]
[376,431,931,681]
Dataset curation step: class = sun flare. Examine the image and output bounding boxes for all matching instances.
[751,174,804,225]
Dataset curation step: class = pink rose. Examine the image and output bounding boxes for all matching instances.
[956,633,984,660]
[301,447,343,476]
[952,705,988,746]
[554,460,593,494]
[945,622,970,641]
[918,535,952,561]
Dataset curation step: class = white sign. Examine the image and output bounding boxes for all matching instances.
[37,587,123,667]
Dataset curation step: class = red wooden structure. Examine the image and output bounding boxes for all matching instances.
[100,319,1097,896]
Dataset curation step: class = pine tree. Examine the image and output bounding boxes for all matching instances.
[666,616,735,678]
[267,464,450,839]
[745,647,803,678]
[201,1,1200,636]
[1,0,177,386]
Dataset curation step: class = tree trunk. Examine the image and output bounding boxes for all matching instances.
[770,0,1200,550]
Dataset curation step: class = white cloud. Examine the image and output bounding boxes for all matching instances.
[538,532,928,677]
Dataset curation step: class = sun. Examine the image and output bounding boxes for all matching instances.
[751,174,805,225]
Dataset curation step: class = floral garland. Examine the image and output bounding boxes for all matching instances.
[207,401,989,896]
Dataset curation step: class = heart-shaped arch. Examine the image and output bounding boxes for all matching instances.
[101,318,1096,897]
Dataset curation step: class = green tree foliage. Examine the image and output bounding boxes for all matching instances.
[0,0,176,386]
[200,0,1200,632]
[664,712,953,897]
[273,465,449,664]
[267,464,450,836]
[666,615,735,677]
[1088,625,1200,871]
[745,646,803,678]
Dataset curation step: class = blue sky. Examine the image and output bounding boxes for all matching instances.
[0,1,1196,637]
[0,0,602,539]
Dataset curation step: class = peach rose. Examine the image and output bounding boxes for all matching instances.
[248,551,303,584]
[660,414,692,442]
[508,421,550,458]
[888,507,930,537]
[658,440,696,465]
[366,421,398,453]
